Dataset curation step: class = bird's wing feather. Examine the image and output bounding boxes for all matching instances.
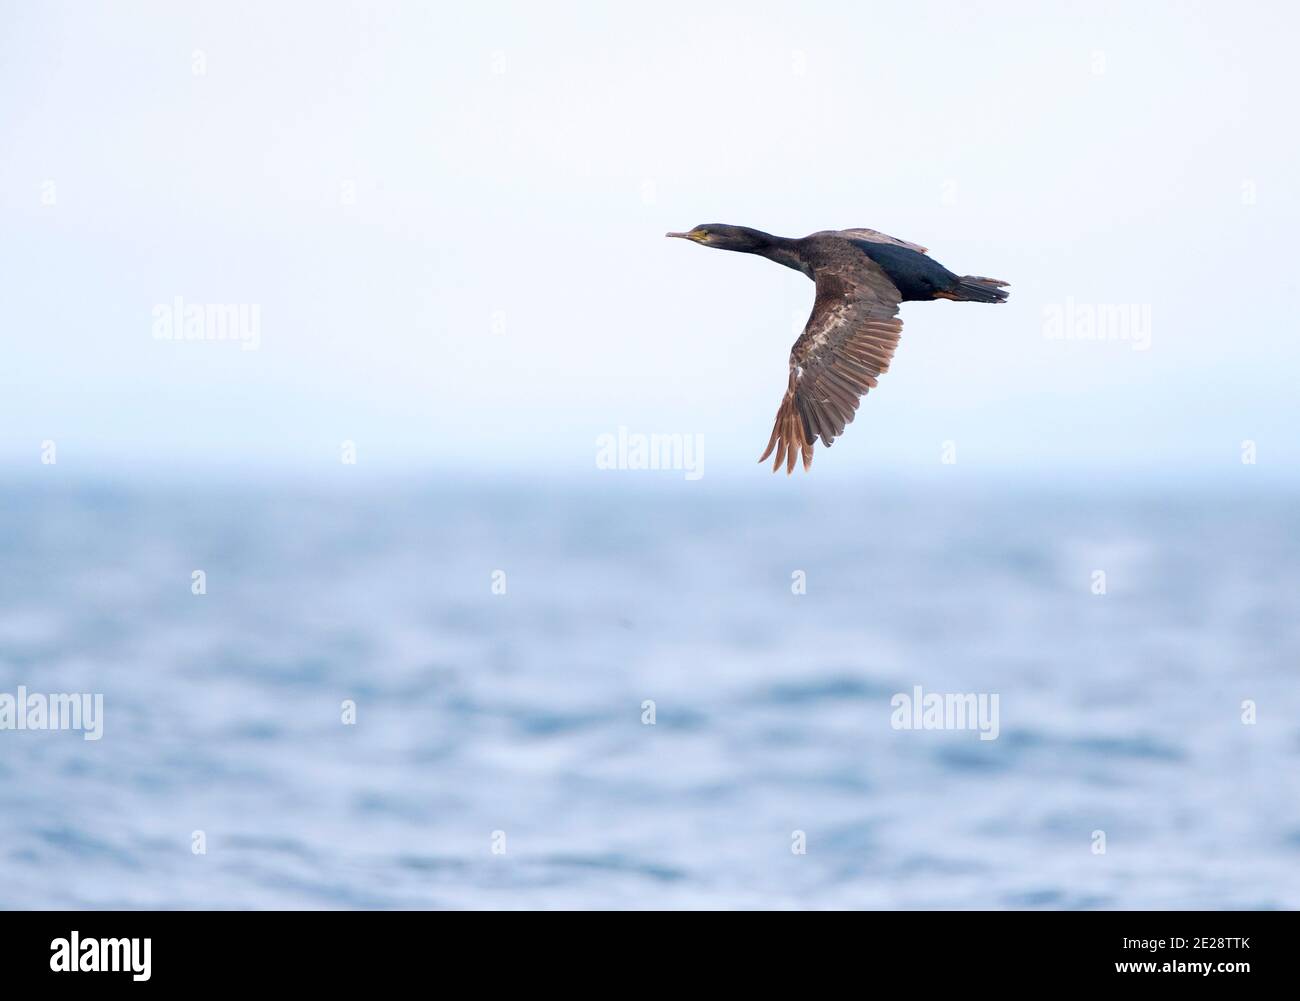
[758,256,903,473]
[819,227,929,255]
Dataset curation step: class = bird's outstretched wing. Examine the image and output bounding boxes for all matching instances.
[759,256,903,473]
[818,227,928,255]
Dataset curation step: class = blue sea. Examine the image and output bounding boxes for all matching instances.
[2,480,1298,909]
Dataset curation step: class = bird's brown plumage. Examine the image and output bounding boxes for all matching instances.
[817,227,929,255]
[758,241,904,474]
[666,223,1007,474]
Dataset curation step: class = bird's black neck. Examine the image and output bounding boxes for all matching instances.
[737,229,811,278]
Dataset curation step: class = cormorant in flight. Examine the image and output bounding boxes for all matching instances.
[667,225,1008,473]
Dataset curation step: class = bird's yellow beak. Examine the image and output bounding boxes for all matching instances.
[666,229,707,242]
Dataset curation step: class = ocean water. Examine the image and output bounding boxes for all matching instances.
[2,480,1298,909]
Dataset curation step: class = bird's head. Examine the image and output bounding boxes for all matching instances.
[666,224,770,253]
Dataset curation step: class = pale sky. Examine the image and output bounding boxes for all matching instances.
[2,0,1297,484]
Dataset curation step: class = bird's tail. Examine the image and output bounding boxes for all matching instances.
[951,275,1008,301]
[943,276,1010,303]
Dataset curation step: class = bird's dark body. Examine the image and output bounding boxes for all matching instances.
[703,230,963,301]
[843,239,959,301]
[754,234,963,300]
[666,222,1009,472]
